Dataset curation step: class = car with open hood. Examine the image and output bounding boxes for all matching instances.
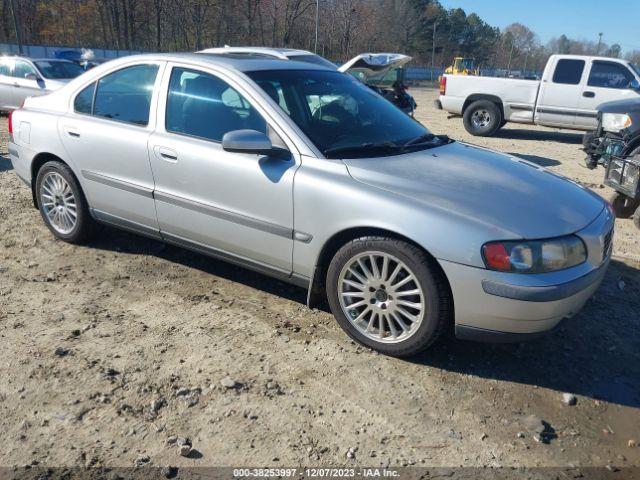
[7,53,613,356]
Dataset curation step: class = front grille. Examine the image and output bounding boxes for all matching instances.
[605,154,640,198]
[603,227,614,259]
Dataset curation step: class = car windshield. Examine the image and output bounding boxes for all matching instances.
[248,69,441,158]
[34,60,84,79]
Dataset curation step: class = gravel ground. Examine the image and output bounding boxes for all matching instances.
[0,89,638,470]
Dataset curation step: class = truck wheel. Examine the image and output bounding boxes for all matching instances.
[36,161,96,244]
[326,236,452,357]
[463,100,502,136]
[608,192,639,219]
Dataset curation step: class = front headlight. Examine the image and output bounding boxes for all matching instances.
[601,113,632,133]
[482,235,587,273]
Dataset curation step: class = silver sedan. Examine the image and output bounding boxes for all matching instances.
[8,53,614,356]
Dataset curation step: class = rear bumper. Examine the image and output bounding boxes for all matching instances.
[8,141,33,187]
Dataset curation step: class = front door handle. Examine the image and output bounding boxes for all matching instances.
[583,91,595,98]
[154,146,178,162]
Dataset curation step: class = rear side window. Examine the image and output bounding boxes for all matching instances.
[588,61,635,89]
[74,82,95,114]
[93,64,159,126]
[166,67,266,142]
[552,59,585,85]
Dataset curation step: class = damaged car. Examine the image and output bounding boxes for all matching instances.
[584,94,640,228]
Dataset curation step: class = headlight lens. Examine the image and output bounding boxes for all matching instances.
[601,113,632,132]
[482,236,587,273]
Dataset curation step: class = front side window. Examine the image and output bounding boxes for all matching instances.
[35,60,84,79]
[0,60,10,76]
[166,67,266,142]
[13,60,37,79]
[248,69,435,158]
[93,64,159,125]
[552,59,585,85]
[74,82,96,114]
[588,61,635,89]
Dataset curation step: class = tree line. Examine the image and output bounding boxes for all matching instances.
[1,0,638,72]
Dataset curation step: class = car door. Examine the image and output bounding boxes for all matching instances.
[535,57,586,128]
[12,59,46,107]
[0,58,15,109]
[148,64,298,275]
[58,62,165,234]
[575,60,640,129]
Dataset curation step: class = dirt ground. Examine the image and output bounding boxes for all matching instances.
[0,88,638,471]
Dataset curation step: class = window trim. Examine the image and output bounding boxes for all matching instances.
[587,60,635,89]
[70,62,164,129]
[552,58,585,85]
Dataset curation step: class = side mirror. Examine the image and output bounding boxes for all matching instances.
[630,79,640,91]
[25,72,39,81]
[222,129,278,156]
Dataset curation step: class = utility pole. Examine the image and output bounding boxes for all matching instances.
[596,32,603,55]
[314,0,319,53]
[431,21,438,82]
[9,0,23,55]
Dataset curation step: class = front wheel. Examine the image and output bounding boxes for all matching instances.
[326,237,452,357]
[463,100,503,136]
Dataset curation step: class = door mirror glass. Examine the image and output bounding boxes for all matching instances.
[24,72,39,81]
[222,129,274,155]
[630,79,640,91]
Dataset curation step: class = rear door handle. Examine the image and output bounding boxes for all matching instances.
[64,126,80,138]
[154,146,178,162]
[583,91,595,98]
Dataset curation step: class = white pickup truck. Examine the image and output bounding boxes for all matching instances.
[437,54,640,136]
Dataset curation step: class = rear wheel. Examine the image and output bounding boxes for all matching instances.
[634,206,640,230]
[608,191,639,219]
[36,161,96,243]
[463,100,502,136]
[326,237,452,357]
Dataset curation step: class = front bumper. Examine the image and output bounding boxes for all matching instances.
[439,207,614,342]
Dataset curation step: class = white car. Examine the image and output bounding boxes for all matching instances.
[0,57,85,111]
[438,54,640,136]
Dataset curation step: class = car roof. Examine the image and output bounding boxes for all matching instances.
[0,56,74,63]
[102,52,334,73]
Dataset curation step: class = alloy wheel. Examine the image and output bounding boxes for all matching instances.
[337,251,425,344]
[40,171,78,235]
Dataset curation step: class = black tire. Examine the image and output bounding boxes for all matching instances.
[326,236,452,357]
[35,160,96,244]
[463,100,502,136]
[608,192,639,219]
[634,207,640,230]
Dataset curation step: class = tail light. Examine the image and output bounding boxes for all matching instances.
[439,76,447,95]
[7,110,13,135]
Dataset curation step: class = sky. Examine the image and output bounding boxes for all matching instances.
[439,0,640,53]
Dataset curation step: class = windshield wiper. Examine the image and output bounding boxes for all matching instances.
[323,141,401,158]
[401,133,451,151]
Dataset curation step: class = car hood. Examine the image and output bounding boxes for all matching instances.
[342,142,605,239]
[337,53,411,80]
[598,97,640,115]
[44,78,72,90]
